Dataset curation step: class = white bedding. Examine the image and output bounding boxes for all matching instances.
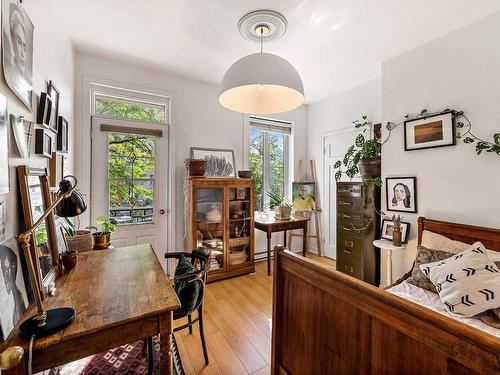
[388,280,500,338]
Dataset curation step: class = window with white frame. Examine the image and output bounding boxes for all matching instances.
[248,117,291,211]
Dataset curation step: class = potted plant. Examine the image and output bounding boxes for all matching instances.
[87,216,118,250]
[267,189,292,220]
[60,249,78,270]
[333,116,382,186]
[62,218,94,252]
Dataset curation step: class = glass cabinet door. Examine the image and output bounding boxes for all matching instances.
[228,187,252,268]
[194,188,224,272]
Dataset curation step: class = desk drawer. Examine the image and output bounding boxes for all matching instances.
[337,197,363,213]
[337,183,363,198]
[337,258,363,280]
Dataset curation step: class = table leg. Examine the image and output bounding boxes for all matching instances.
[388,249,393,285]
[302,222,308,257]
[159,311,173,375]
[283,230,287,248]
[267,232,272,276]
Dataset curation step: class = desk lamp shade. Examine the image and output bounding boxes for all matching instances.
[55,175,87,217]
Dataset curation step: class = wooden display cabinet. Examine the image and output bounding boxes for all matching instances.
[188,177,255,282]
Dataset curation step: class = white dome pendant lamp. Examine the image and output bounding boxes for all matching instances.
[219,10,304,115]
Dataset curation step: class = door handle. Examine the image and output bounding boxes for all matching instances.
[159,209,166,215]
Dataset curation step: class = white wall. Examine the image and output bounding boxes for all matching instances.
[1,2,74,242]
[307,79,381,253]
[381,11,500,284]
[73,52,308,256]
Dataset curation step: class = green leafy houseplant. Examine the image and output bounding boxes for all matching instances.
[86,216,118,250]
[333,116,382,186]
[267,189,292,219]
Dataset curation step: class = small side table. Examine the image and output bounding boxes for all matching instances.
[372,239,407,286]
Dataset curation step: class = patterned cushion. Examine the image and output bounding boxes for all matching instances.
[406,246,453,293]
[420,242,500,317]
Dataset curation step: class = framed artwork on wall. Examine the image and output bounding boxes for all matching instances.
[0,236,30,340]
[404,111,455,151]
[0,93,8,194]
[47,81,60,133]
[35,128,52,158]
[10,114,34,159]
[380,218,411,244]
[292,182,316,211]
[57,116,68,153]
[386,176,417,213]
[1,0,34,111]
[190,147,236,177]
[36,92,52,129]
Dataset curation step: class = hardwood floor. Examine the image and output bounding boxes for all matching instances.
[174,252,336,375]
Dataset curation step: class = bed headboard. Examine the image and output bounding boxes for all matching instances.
[418,216,500,252]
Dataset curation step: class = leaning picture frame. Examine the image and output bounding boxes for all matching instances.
[380,218,411,244]
[190,147,236,177]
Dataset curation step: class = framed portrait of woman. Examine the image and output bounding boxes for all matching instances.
[386,177,417,213]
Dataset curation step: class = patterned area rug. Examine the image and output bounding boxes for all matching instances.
[52,335,184,375]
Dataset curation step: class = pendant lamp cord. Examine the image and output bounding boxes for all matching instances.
[260,27,263,53]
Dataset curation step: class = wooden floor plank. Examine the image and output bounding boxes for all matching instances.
[205,332,248,375]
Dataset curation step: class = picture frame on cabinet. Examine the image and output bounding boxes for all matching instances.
[57,116,68,153]
[47,81,60,133]
[0,93,8,194]
[190,147,236,177]
[36,92,52,129]
[35,128,52,158]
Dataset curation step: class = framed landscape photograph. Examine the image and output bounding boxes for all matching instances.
[386,176,417,213]
[190,147,236,177]
[47,81,60,133]
[404,111,455,151]
[380,218,411,244]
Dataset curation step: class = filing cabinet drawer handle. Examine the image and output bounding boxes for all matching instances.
[338,201,352,206]
[343,249,352,254]
[342,226,352,232]
[344,265,354,273]
[344,240,354,248]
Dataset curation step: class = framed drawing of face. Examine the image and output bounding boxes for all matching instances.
[386,177,417,213]
[292,182,316,211]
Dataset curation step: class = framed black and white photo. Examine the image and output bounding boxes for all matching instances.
[47,81,60,133]
[36,92,52,128]
[404,111,455,151]
[0,236,30,340]
[380,219,411,244]
[35,128,52,158]
[57,116,68,153]
[386,177,417,213]
[1,0,34,111]
[190,147,236,177]
[0,93,8,194]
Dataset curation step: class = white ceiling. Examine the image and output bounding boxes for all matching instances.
[49,0,500,103]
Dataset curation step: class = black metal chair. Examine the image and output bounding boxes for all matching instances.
[145,248,211,373]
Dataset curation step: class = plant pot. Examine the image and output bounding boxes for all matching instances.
[65,230,93,252]
[93,232,111,250]
[275,205,292,220]
[187,159,207,176]
[359,156,381,179]
[60,251,78,270]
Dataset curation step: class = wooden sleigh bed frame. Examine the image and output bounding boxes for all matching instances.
[271,217,500,375]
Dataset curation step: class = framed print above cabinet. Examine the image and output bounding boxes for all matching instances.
[404,111,455,151]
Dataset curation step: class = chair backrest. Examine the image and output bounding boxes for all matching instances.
[190,248,211,311]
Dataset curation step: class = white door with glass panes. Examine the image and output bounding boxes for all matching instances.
[91,116,169,264]
[322,128,362,259]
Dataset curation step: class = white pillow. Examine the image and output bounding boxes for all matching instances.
[420,242,500,317]
[421,230,500,261]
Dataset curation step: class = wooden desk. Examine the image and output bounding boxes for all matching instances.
[255,216,310,275]
[1,244,180,375]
